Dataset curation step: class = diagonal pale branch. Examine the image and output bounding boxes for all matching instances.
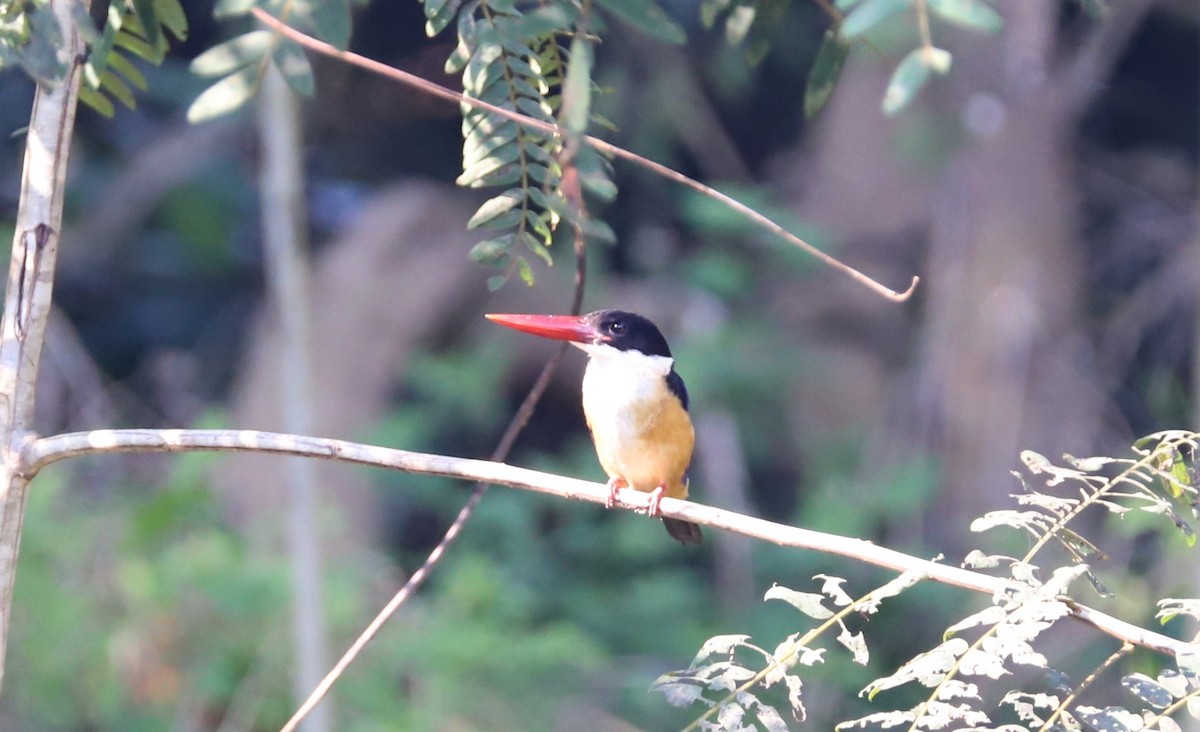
[20,427,1196,659]
[249,8,919,304]
[0,0,88,693]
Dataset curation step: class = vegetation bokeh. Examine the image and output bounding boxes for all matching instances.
[0,0,1197,729]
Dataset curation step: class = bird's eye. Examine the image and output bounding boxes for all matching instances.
[608,320,626,335]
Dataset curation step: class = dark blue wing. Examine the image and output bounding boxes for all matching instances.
[666,369,689,411]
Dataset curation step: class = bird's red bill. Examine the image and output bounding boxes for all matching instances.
[485,313,595,343]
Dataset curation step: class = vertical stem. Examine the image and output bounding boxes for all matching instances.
[257,65,331,732]
[0,0,86,691]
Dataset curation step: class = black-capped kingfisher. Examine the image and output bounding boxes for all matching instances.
[486,310,703,544]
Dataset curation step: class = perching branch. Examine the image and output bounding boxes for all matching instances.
[0,0,88,693]
[20,427,1194,660]
[249,8,919,304]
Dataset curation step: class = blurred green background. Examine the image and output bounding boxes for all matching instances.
[0,0,1197,729]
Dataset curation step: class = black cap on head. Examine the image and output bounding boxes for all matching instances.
[584,310,672,358]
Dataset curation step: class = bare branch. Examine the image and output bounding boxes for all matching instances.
[21,428,1194,659]
[0,0,88,692]
[249,8,919,303]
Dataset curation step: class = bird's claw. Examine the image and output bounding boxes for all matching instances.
[646,485,665,517]
[606,477,627,509]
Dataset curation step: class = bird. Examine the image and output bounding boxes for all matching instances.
[486,309,703,544]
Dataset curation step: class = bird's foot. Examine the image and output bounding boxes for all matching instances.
[646,485,665,517]
[605,477,628,509]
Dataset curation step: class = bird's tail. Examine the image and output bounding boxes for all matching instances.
[662,517,702,545]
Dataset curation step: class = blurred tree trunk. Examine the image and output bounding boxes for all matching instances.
[787,0,1152,539]
[257,65,332,732]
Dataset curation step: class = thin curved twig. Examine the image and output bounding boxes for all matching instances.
[20,427,1195,659]
[249,8,918,303]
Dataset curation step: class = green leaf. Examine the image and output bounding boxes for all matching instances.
[469,234,516,263]
[424,0,463,36]
[190,31,272,77]
[115,27,167,64]
[516,255,535,286]
[520,231,552,266]
[187,65,260,122]
[107,51,147,91]
[805,30,850,118]
[561,36,593,134]
[273,39,315,96]
[841,0,912,38]
[153,0,189,40]
[100,70,137,109]
[79,85,116,117]
[764,585,833,619]
[214,0,256,18]
[487,274,508,291]
[132,0,161,45]
[456,144,521,187]
[594,0,686,45]
[87,3,126,81]
[468,189,525,229]
[882,47,938,116]
[293,0,351,49]
[927,0,1002,32]
[18,5,67,84]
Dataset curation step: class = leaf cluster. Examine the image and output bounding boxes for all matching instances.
[187,0,357,122]
[654,572,925,731]
[424,0,621,289]
[661,432,1200,730]
[0,0,187,117]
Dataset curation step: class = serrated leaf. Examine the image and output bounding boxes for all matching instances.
[814,574,854,606]
[187,65,259,122]
[927,0,1002,32]
[883,48,932,116]
[765,585,833,619]
[79,85,116,117]
[841,0,911,38]
[755,702,789,732]
[806,30,849,118]
[650,673,707,707]
[594,0,686,44]
[191,31,273,77]
[273,39,315,96]
[838,626,869,665]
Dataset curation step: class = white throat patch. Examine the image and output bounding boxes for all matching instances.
[580,343,675,431]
